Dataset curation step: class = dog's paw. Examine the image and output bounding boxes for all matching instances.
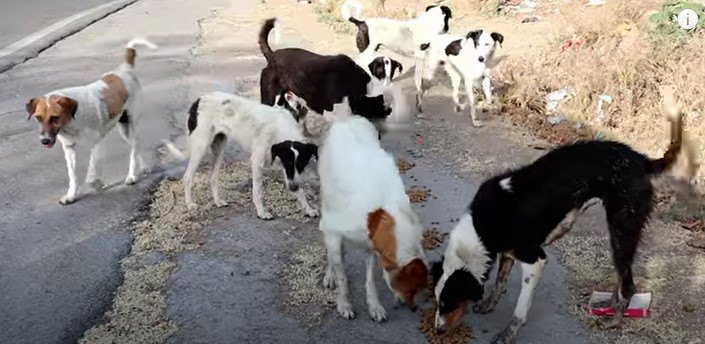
[304,207,319,218]
[491,327,517,344]
[59,194,77,205]
[368,304,388,323]
[124,175,138,185]
[472,119,485,128]
[257,210,274,220]
[214,199,229,208]
[472,298,497,314]
[337,302,356,320]
[323,269,336,289]
[600,317,623,330]
[454,105,462,113]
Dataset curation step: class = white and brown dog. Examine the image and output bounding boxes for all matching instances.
[25,38,157,204]
[318,106,428,322]
[165,91,319,220]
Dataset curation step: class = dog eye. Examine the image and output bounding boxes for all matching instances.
[50,117,60,123]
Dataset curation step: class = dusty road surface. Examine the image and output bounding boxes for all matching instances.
[3,0,701,343]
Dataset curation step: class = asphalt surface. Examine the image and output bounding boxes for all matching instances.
[0,0,115,48]
[0,0,590,343]
[0,0,226,343]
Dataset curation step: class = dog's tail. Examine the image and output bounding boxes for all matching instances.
[648,86,698,178]
[124,38,158,68]
[341,0,364,25]
[259,18,279,63]
[162,140,188,161]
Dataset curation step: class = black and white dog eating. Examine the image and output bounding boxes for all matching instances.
[431,91,695,344]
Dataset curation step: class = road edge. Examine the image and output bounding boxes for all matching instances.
[0,0,138,74]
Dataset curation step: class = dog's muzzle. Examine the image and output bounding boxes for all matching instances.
[40,135,56,148]
[478,56,485,62]
[288,182,300,192]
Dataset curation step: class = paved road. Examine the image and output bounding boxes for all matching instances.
[0,0,115,48]
[0,0,226,343]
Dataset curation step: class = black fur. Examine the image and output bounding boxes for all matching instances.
[438,270,484,315]
[419,43,430,51]
[349,17,370,52]
[390,59,403,78]
[445,39,463,56]
[466,30,482,48]
[426,5,453,33]
[491,32,504,46]
[270,140,318,180]
[187,98,200,134]
[368,57,387,81]
[118,109,130,124]
[258,18,391,123]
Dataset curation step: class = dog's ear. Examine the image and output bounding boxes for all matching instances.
[440,5,452,19]
[466,30,483,48]
[491,32,504,47]
[270,142,287,164]
[390,59,403,78]
[55,96,78,118]
[368,57,386,81]
[444,39,463,56]
[25,97,42,121]
[425,5,437,11]
[304,143,318,160]
[419,43,430,51]
[467,272,484,302]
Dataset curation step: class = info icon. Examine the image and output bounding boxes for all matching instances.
[677,9,699,30]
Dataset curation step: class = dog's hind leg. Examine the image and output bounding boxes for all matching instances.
[118,116,142,185]
[182,137,209,210]
[365,253,387,322]
[482,73,492,106]
[295,187,319,218]
[602,187,651,328]
[474,253,514,314]
[492,248,547,344]
[209,133,228,208]
[323,232,355,319]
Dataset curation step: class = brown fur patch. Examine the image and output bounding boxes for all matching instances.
[125,48,136,66]
[26,95,77,134]
[393,258,428,306]
[442,300,470,329]
[100,74,129,118]
[367,208,398,271]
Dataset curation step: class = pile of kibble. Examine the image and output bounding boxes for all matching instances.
[421,228,448,250]
[407,187,431,203]
[397,158,415,173]
[419,307,474,344]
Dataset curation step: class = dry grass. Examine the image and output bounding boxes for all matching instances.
[503,0,704,182]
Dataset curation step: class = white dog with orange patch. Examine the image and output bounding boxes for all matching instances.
[25,38,157,204]
[318,103,428,322]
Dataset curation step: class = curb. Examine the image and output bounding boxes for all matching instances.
[0,0,138,74]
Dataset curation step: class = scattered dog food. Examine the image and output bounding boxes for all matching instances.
[397,158,415,173]
[421,228,448,250]
[408,187,431,203]
[419,306,474,344]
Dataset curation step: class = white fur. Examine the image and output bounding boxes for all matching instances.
[415,33,498,127]
[342,0,449,59]
[165,91,318,219]
[38,38,156,205]
[126,38,158,50]
[318,115,426,320]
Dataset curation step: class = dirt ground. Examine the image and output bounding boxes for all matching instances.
[76,0,705,343]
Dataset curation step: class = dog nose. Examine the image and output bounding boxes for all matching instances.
[40,138,52,145]
[478,56,485,62]
[435,325,447,335]
[409,305,418,312]
[288,183,299,192]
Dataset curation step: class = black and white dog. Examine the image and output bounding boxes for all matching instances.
[431,92,694,344]
[416,29,503,126]
[341,0,452,58]
[258,18,393,127]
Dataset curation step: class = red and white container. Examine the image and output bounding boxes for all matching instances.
[588,291,652,318]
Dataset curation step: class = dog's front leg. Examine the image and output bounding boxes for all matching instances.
[414,56,426,114]
[448,68,465,112]
[365,253,387,322]
[251,152,273,220]
[482,74,493,106]
[295,187,318,218]
[59,141,79,205]
[86,143,105,191]
[491,257,547,344]
[465,79,484,127]
[324,233,355,319]
[474,253,514,314]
